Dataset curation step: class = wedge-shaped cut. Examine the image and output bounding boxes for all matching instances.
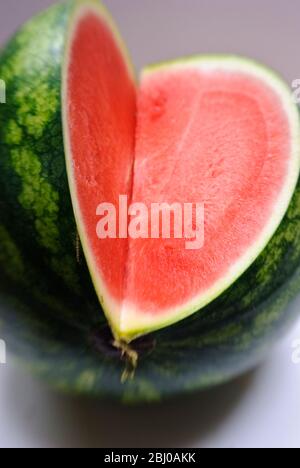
[63,3,300,341]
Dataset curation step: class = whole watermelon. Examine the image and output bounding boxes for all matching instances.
[0,0,300,403]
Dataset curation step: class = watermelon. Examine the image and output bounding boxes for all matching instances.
[1,0,300,402]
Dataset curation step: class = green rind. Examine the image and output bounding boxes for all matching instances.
[0,0,100,318]
[1,1,300,402]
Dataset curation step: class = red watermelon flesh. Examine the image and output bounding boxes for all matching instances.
[63,2,300,341]
[64,3,136,313]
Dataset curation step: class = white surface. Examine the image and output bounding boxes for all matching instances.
[0,310,300,448]
[1,0,300,448]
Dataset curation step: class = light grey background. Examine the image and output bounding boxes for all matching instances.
[1,0,300,448]
[0,316,300,448]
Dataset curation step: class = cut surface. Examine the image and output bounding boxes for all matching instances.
[63,3,300,341]
[122,58,300,338]
[63,0,136,331]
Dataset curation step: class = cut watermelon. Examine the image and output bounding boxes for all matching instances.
[63,2,300,342]
[2,0,300,398]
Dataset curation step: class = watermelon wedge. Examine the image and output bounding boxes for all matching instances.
[62,1,300,342]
